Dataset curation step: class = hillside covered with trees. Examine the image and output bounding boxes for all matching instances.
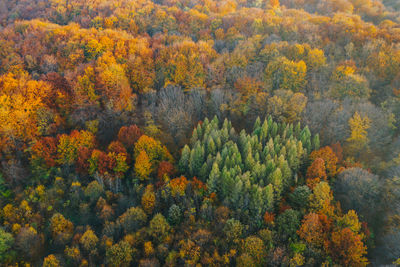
[0,0,399,266]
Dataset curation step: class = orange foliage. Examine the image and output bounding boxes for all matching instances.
[298,213,331,248]
[325,228,368,267]
[169,176,189,197]
[306,158,327,189]
[191,177,207,191]
[142,185,156,214]
[310,146,338,177]
[263,211,275,225]
[31,137,58,167]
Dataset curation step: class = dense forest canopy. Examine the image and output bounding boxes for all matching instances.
[0,0,400,266]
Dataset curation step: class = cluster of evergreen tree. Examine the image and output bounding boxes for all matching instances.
[179,117,319,227]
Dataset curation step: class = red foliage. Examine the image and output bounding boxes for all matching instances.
[76,147,92,174]
[278,199,291,213]
[41,72,72,110]
[98,151,116,175]
[108,141,127,155]
[91,150,116,175]
[117,125,143,149]
[108,141,130,162]
[31,137,58,167]
[157,161,176,181]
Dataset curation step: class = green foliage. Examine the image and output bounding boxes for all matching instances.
[106,241,134,267]
[148,213,171,243]
[289,186,311,211]
[118,207,147,233]
[223,218,243,242]
[275,209,301,242]
[179,117,313,225]
[168,204,182,225]
[0,228,14,263]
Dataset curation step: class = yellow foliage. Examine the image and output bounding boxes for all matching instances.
[0,71,52,148]
[348,112,370,144]
[141,185,156,214]
[135,150,152,180]
[338,210,362,233]
[144,241,154,256]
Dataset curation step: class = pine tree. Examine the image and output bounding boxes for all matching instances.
[270,168,283,199]
[179,145,191,173]
[207,162,220,193]
[189,142,204,177]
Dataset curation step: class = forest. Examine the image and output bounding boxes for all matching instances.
[0,0,399,266]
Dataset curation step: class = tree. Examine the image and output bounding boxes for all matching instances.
[118,207,147,233]
[15,227,42,261]
[179,145,191,173]
[306,158,327,189]
[346,112,371,156]
[84,180,103,202]
[31,137,58,168]
[236,253,256,267]
[106,241,134,267]
[330,66,370,100]
[275,209,301,242]
[42,254,60,267]
[309,147,338,177]
[223,219,243,242]
[326,228,368,266]
[298,213,330,248]
[134,135,172,167]
[305,48,326,71]
[242,236,266,265]
[50,213,74,245]
[270,168,283,199]
[57,130,96,166]
[157,161,176,181]
[157,40,209,90]
[335,168,381,226]
[0,71,52,149]
[168,204,182,225]
[168,176,189,197]
[264,57,307,92]
[118,125,143,149]
[148,213,171,243]
[0,228,14,263]
[309,182,334,216]
[337,210,362,233]
[96,52,136,112]
[267,90,307,123]
[126,37,155,93]
[289,186,311,210]
[135,150,152,181]
[269,0,280,8]
[80,228,98,252]
[141,185,156,214]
